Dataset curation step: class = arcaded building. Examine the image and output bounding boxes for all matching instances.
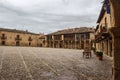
[45,27,95,49]
[0,28,45,47]
[96,0,120,80]
[95,0,113,57]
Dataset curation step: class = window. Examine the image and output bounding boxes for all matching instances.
[16,41,20,46]
[76,34,81,41]
[81,34,84,41]
[2,34,5,37]
[105,17,107,27]
[47,36,52,40]
[16,35,20,38]
[28,36,32,41]
[1,41,5,45]
[29,42,31,46]
[86,33,90,39]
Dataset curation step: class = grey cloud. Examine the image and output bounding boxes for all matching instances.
[0,0,102,34]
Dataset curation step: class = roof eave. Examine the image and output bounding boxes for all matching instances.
[97,4,106,23]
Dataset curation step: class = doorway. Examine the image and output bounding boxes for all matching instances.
[16,41,20,46]
[29,42,31,46]
[1,41,5,45]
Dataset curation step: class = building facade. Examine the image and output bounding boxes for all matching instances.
[46,27,95,49]
[108,0,120,80]
[0,28,45,47]
[95,0,113,57]
[96,0,120,80]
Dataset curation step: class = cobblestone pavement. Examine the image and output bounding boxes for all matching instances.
[0,46,112,80]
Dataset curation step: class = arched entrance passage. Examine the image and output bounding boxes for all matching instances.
[109,27,120,80]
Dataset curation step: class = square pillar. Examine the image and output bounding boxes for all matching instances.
[110,27,120,80]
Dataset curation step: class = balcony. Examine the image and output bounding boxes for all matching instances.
[95,33,102,42]
[95,27,110,42]
[95,32,101,38]
[54,35,62,41]
[101,27,107,32]
[1,36,7,40]
[15,37,22,40]
[28,38,33,41]
[101,26,109,37]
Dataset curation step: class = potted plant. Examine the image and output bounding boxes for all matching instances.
[96,51,103,60]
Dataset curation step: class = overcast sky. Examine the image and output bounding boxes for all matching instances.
[0,0,102,34]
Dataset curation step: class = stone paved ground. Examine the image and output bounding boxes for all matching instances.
[0,46,112,80]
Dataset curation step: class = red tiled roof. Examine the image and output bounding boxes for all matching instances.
[97,2,106,23]
[46,27,94,35]
[0,28,39,35]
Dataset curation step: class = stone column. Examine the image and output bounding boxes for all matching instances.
[109,0,120,80]
[61,35,64,48]
[110,27,120,80]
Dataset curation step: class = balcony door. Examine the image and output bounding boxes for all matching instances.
[1,41,5,45]
[16,41,20,46]
[29,42,31,46]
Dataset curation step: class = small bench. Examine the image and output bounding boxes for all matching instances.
[83,48,91,58]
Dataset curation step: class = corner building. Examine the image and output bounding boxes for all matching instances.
[0,28,45,47]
